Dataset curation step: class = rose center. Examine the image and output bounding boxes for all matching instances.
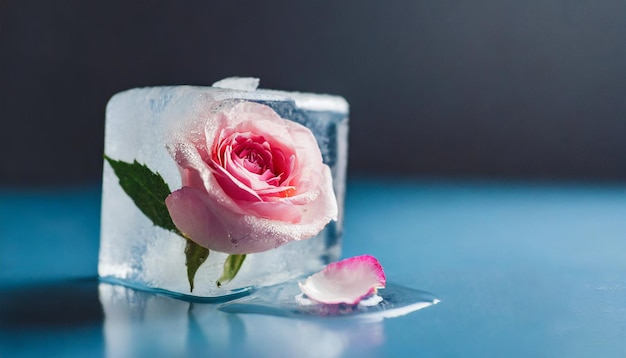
[213,130,297,198]
[242,150,266,174]
[230,136,288,186]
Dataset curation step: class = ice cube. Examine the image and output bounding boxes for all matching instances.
[99,80,349,299]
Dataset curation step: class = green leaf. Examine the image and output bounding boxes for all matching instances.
[217,254,246,287]
[105,155,210,291]
[185,239,210,292]
[104,156,180,234]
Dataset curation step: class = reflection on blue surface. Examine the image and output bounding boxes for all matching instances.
[97,282,388,358]
[2,179,626,357]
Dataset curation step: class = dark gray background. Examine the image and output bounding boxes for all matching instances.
[1,0,625,186]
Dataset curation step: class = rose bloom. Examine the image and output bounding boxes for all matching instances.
[165,101,338,254]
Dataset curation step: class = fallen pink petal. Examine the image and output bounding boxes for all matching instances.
[298,255,386,305]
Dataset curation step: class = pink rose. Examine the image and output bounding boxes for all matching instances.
[165,101,338,254]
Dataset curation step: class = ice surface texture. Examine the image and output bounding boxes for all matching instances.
[99,83,349,298]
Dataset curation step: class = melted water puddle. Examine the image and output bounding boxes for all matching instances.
[219,281,439,320]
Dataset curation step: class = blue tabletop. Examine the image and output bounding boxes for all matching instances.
[1,179,626,357]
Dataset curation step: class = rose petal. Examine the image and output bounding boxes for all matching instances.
[212,159,263,201]
[298,255,386,305]
[165,182,336,254]
[165,187,230,249]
